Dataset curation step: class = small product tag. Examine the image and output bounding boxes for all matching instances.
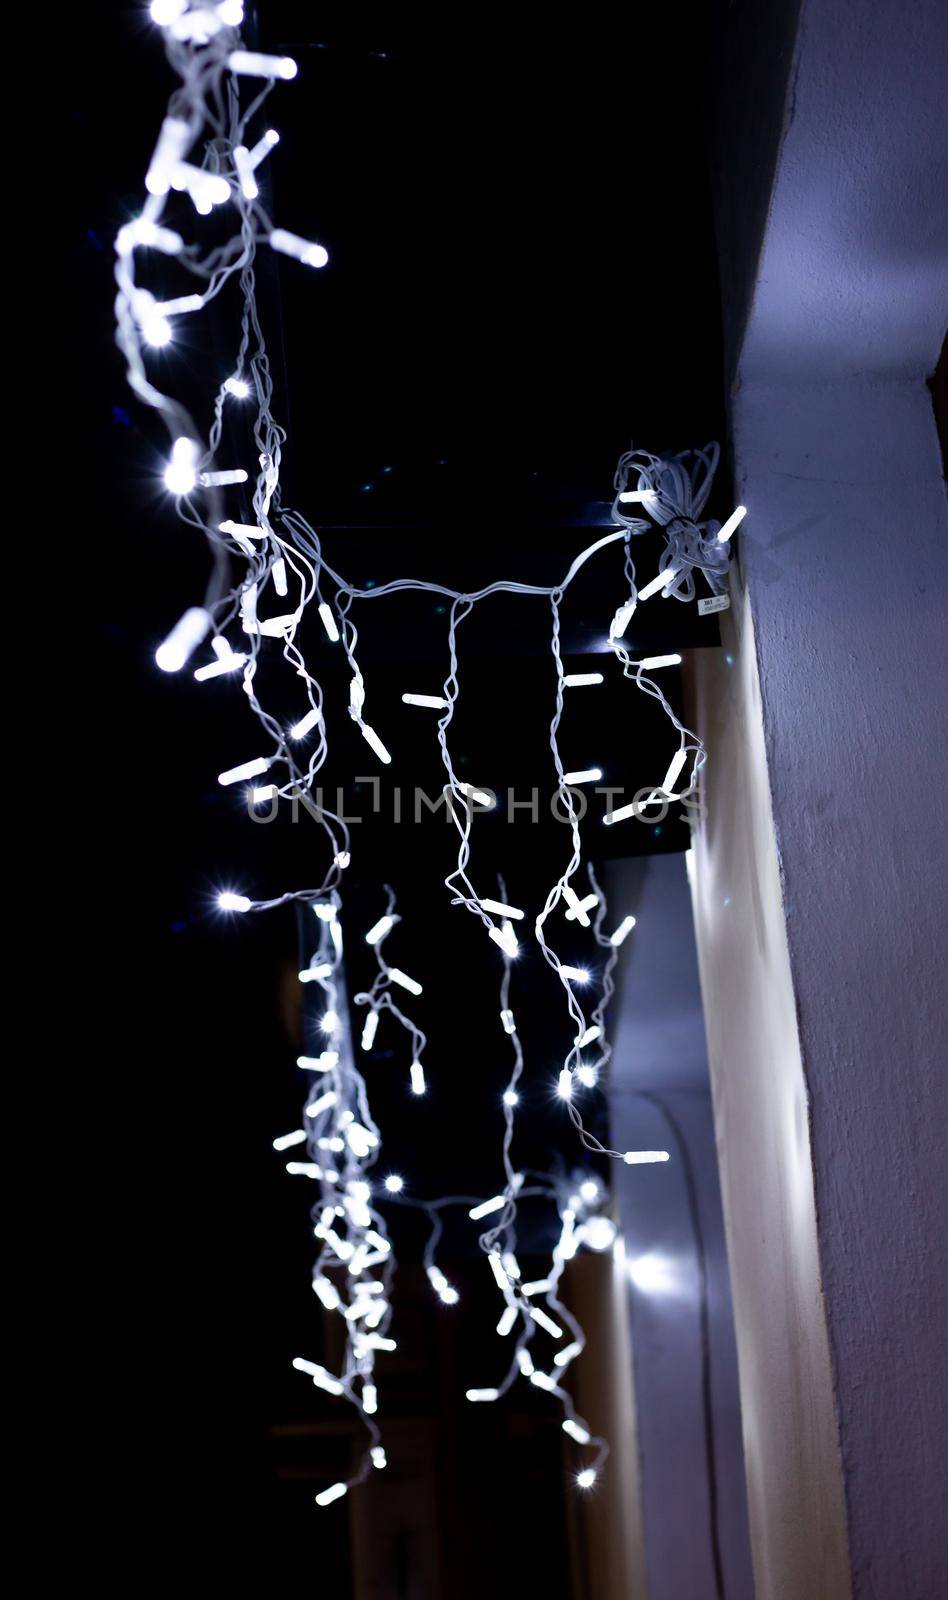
[698,593,730,616]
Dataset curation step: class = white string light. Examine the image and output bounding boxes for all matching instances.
[117,11,734,1510]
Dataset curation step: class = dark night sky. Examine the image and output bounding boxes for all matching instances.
[65,3,728,1589]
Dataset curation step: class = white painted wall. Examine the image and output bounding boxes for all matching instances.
[692,1,948,1595]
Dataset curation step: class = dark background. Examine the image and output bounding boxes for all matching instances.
[65,3,729,1590]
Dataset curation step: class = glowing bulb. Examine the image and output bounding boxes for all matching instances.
[576,1064,598,1089]
[518,1349,535,1377]
[609,600,636,640]
[359,722,392,764]
[383,1174,404,1193]
[565,892,598,924]
[502,1089,519,1107]
[297,1052,337,1072]
[496,1305,518,1337]
[361,1011,379,1051]
[466,1388,499,1403]
[155,605,211,672]
[365,914,395,946]
[361,1382,377,1415]
[609,915,636,946]
[228,49,298,78]
[554,1341,583,1367]
[562,1420,590,1445]
[193,650,246,681]
[530,1371,557,1393]
[500,1008,516,1035]
[402,692,448,709]
[306,1090,338,1120]
[637,566,679,601]
[458,782,495,809]
[150,0,187,23]
[479,897,524,920]
[389,968,423,996]
[290,706,322,740]
[563,672,604,687]
[575,1026,601,1049]
[370,1447,387,1470]
[200,467,248,488]
[270,226,328,267]
[581,1217,617,1252]
[562,768,602,786]
[273,1129,307,1151]
[530,1307,563,1340]
[576,1469,597,1490]
[218,756,271,787]
[313,1276,341,1311]
[224,376,251,399]
[489,921,520,959]
[557,1069,574,1100]
[622,1149,670,1165]
[217,891,252,913]
[661,748,688,795]
[291,1357,344,1397]
[298,963,332,983]
[618,487,657,504]
[562,885,593,927]
[559,966,590,984]
[717,504,747,542]
[579,1179,599,1203]
[314,1482,347,1508]
[320,1010,339,1034]
[163,436,199,495]
[318,602,340,642]
[638,653,681,670]
[409,1061,426,1096]
[469,1193,505,1222]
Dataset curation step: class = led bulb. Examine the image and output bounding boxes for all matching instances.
[229,49,298,79]
[502,1089,519,1107]
[609,600,636,641]
[717,504,747,543]
[270,226,328,267]
[361,1011,379,1051]
[466,1388,499,1403]
[575,1025,601,1049]
[638,653,681,670]
[562,1420,590,1445]
[218,756,271,787]
[224,376,251,399]
[637,566,679,601]
[402,692,448,709]
[217,891,252,913]
[359,722,392,765]
[623,1149,670,1165]
[318,602,340,642]
[557,1069,574,1100]
[273,1129,307,1151]
[563,672,603,687]
[389,968,423,996]
[365,914,395,947]
[609,915,637,946]
[155,605,211,672]
[576,1469,597,1490]
[409,1061,426,1096]
[562,768,602,786]
[559,966,590,984]
[163,437,199,496]
[315,1482,347,1508]
[479,897,525,920]
[383,1174,404,1193]
[290,706,322,740]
